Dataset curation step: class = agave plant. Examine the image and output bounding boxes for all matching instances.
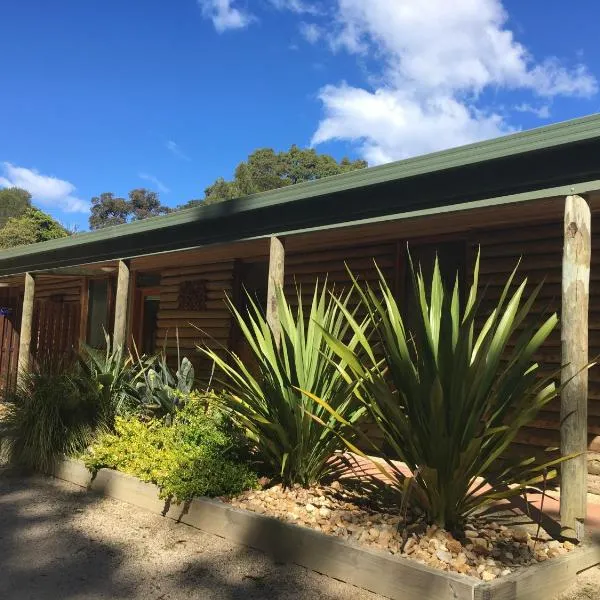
[307,252,570,531]
[200,282,367,488]
[134,353,195,417]
[78,331,142,423]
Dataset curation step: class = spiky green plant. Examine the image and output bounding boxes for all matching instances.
[200,283,367,488]
[78,332,143,423]
[306,253,571,531]
[3,355,104,471]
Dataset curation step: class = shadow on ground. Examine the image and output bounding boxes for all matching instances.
[0,468,378,600]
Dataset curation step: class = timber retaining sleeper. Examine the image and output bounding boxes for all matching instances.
[49,458,600,600]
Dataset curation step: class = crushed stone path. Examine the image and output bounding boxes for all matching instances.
[0,467,598,600]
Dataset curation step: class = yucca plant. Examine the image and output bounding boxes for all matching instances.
[200,283,367,488]
[307,252,570,531]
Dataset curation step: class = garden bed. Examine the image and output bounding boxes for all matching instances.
[49,458,600,600]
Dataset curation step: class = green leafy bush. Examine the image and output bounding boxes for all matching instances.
[308,253,570,532]
[3,356,105,471]
[84,394,258,501]
[200,283,367,488]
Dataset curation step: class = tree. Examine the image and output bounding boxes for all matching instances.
[89,188,170,230]
[128,188,170,221]
[0,187,32,228]
[89,193,130,230]
[179,145,367,209]
[0,208,69,249]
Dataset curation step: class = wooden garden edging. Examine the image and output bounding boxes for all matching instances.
[49,458,600,600]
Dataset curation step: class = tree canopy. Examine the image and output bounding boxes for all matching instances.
[0,187,32,228]
[89,188,170,230]
[179,145,367,209]
[0,207,69,249]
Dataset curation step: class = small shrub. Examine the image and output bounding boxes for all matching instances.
[84,394,258,501]
[3,355,105,471]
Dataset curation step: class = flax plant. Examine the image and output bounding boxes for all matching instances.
[200,283,367,488]
[306,253,572,531]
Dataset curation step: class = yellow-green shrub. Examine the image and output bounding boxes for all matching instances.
[84,396,258,501]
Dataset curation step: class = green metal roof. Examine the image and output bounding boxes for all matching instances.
[2,113,600,276]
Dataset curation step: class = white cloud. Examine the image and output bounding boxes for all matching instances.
[166,140,191,161]
[312,85,510,164]
[299,22,322,44]
[514,103,551,119]
[270,0,321,15]
[197,0,255,33]
[0,162,88,213]
[303,0,597,163]
[138,173,170,193]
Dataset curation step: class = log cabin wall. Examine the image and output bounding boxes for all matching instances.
[155,260,236,382]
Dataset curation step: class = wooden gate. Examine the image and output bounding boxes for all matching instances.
[0,300,21,399]
[31,300,81,361]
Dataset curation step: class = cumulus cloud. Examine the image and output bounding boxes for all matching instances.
[138,173,170,193]
[303,0,597,163]
[0,162,88,213]
[197,0,254,33]
[166,140,191,161]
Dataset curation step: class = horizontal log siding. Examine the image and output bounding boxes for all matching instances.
[156,261,235,382]
[471,219,600,486]
[285,242,397,448]
[35,277,82,304]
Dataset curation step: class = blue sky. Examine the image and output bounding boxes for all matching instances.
[1,0,599,231]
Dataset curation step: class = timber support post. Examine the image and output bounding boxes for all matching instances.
[113,260,130,349]
[560,194,591,541]
[17,272,35,379]
[266,236,285,348]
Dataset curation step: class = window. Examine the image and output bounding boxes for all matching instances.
[87,279,110,348]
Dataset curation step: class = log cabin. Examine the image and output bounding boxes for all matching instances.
[2,113,600,538]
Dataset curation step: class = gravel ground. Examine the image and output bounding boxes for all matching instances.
[0,468,383,600]
[0,467,598,600]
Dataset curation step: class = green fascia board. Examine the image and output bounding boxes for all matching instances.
[1,112,600,276]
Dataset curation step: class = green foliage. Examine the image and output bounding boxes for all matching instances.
[309,253,569,531]
[0,187,32,228]
[89,188,170,230]
[0,207,69,249]
[89,192,130,229]
[84,395,258,501]
[200,283,367,488]
[2,356,106,471]
[77,333,143,422]
[179,145,367,208]
[134,353,195,417]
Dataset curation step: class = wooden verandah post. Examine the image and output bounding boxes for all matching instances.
[560,194,591,541]
[266,236,285,348]
[113,260,130,349]
[16,272,35,379]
